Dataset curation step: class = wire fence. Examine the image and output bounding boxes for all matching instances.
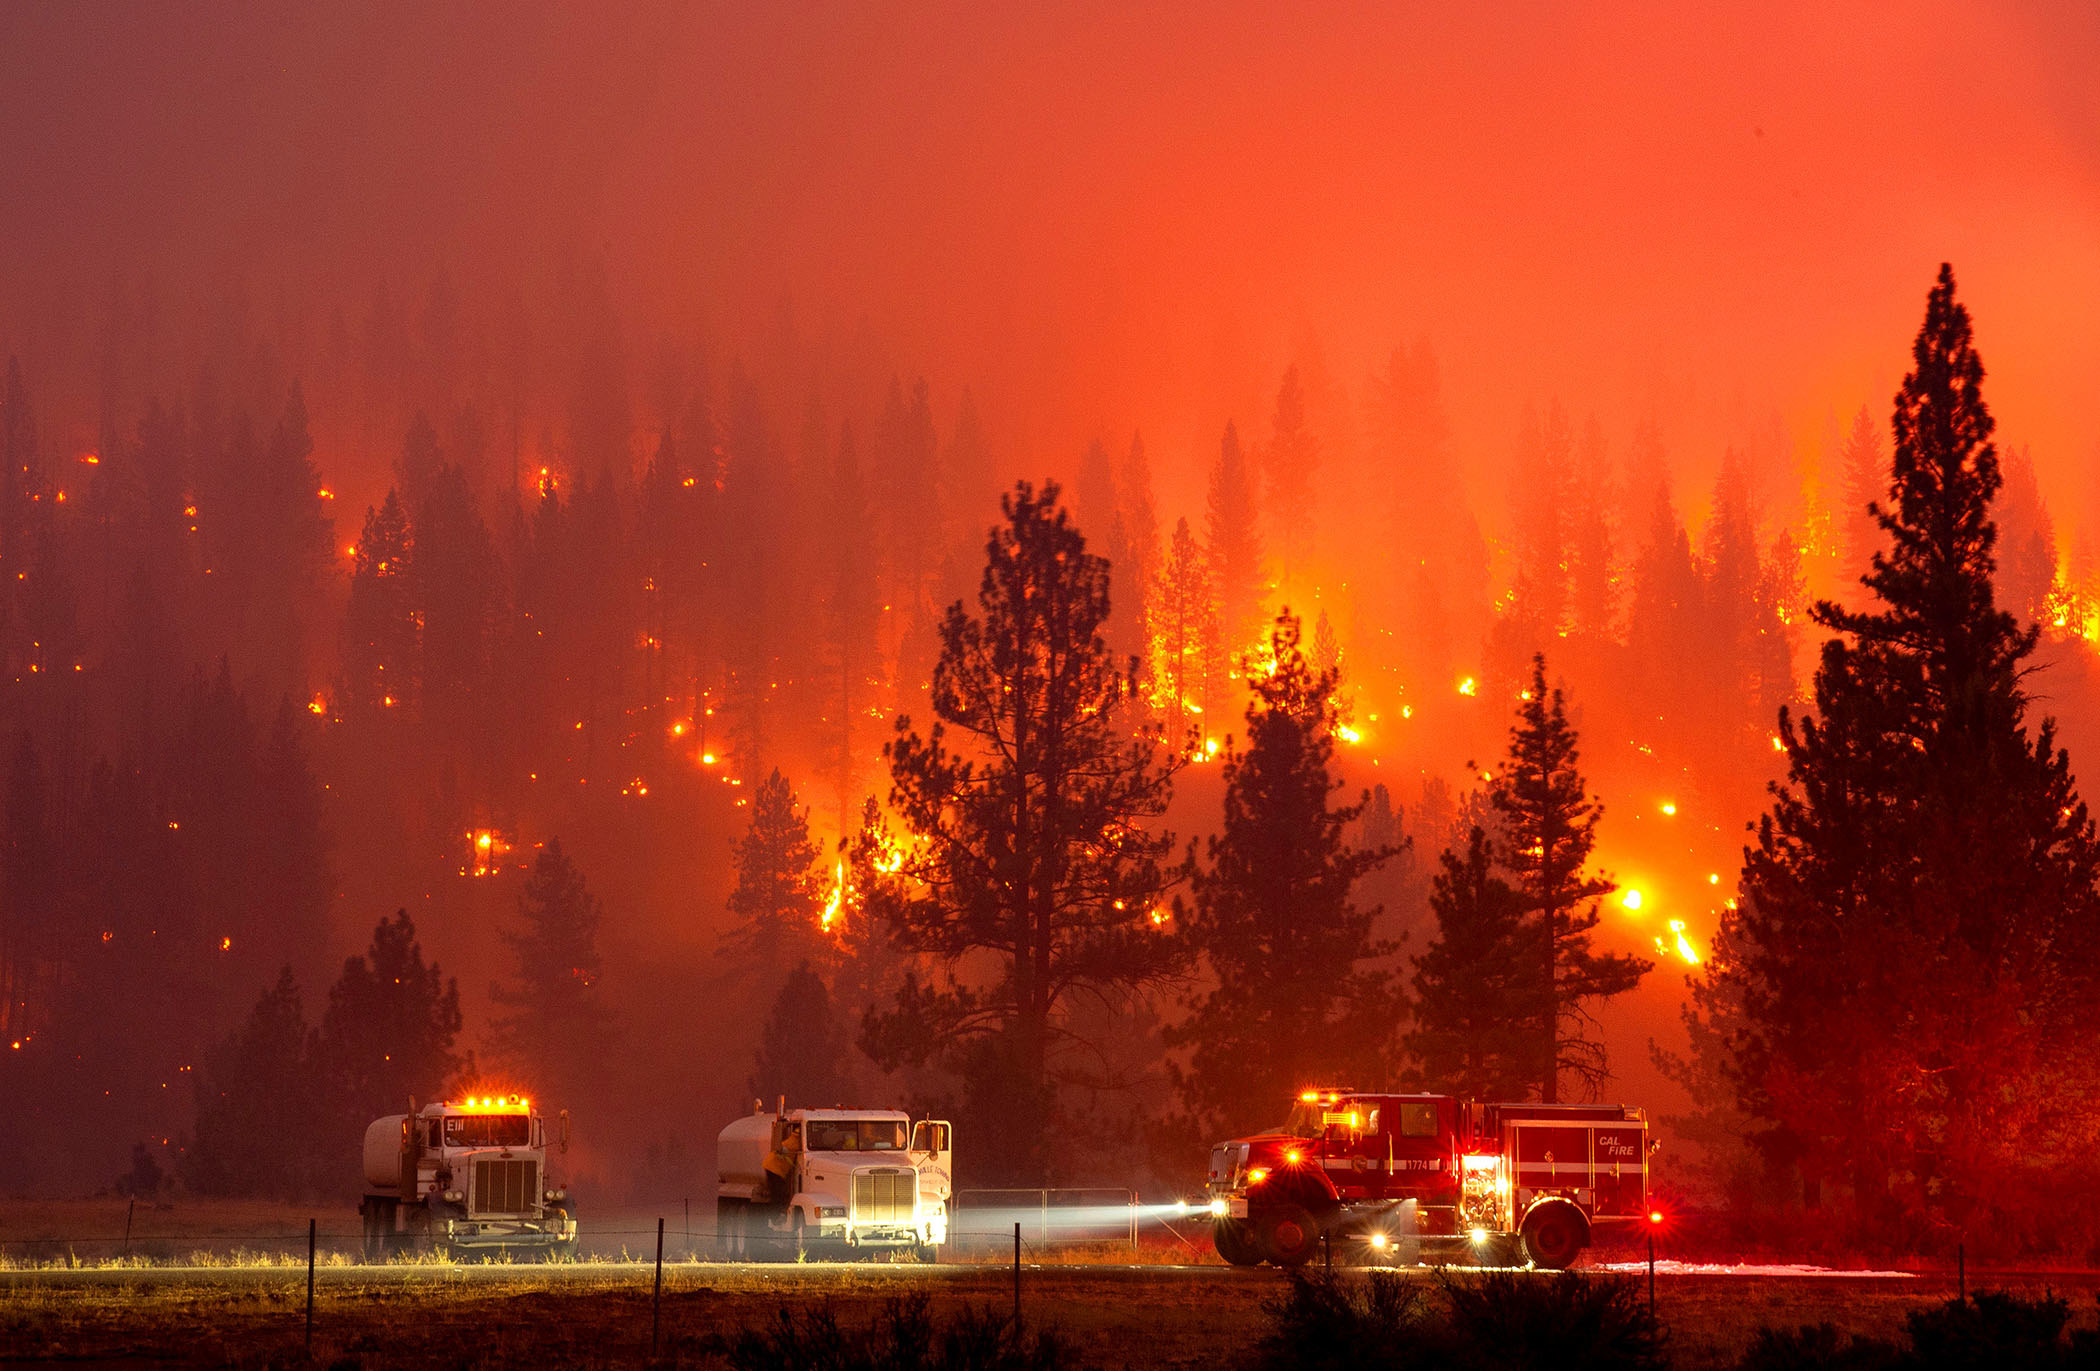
[0,1193,1160,1268]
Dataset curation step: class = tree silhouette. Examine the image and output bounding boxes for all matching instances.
[1406,826,1542,1098]
[1151,516,1216,743]
[748,961,852,1108]
[1491,655,1648,1101]
[340,490,415,718]
[723,768,828,994]
[1206,422,1265,656]
[313,911,464,1137]
[489,838,615,1109]
[858,480,1182,1183]
[187,967,316,1199]
[1712,265,2100,1235]
[1168,610,1397,1141]
[1264,367,1318,599]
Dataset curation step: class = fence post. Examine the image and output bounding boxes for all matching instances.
[305,1217,317,1355]
[123,1199,134,1258]
[1040,1190,1048,1245]
[652,1217,665,1356]
[1013,1221,1021,1327]
[1129,1190,1137,1255]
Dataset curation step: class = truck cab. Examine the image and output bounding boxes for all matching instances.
[717,1105,951,1259]
[1205,1088,1649,1270]
[359,1094,578,1260]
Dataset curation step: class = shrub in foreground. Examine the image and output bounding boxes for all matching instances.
[1738,1291,2100,1371]
[1254,1269,1667,1371]
[710,1292,1072,1371]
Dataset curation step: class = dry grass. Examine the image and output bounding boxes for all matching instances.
[6,1261,2099,1369]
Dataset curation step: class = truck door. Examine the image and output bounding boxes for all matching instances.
[1382,1099,1458,1211]
[911,1120,952,1187]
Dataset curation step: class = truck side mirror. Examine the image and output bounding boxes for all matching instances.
[559,1109,571,1154]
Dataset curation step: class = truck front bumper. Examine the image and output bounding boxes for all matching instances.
[441,1215,578,1250]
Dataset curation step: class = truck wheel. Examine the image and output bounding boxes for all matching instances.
[1258,1204,1321,1268]
[1212,1218,1261,1267]
[1521,1207,1585,1270]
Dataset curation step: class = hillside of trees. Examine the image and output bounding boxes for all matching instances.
[1,264,2097,1248]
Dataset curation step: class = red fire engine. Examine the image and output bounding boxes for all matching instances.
[1203,1088,1654,1269]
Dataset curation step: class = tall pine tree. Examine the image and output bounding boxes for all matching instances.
[1710,265,2100,1238]
[1167,610,1398,1140]
[1491,655,1648,1101]
[858,481,1182,1183]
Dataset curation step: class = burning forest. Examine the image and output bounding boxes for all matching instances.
[2,1,2100,1284]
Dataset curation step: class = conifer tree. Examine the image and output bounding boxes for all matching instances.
[1151,517,1216,743]
[1119,432,1161,653]
[489,838,615,1109]
[1265,367,1318,598]
[1836,405,1886,590]
[340,490,415,717]
[1168,610,1398,1140]
[1711,265,2100,1233]
[1405,827,1541,1098]
[748,962,852,1107]
[187,967,316,1199]
[723,768,828,992]
[820,424,883,833]
[313,911,463,1135]
[1491,655,1649,1101]
[858,481,1182,1183]
[1206,423,1265,656]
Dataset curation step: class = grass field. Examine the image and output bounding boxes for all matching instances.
[7,1259,2100,1368]
[6,1198,2098,1367]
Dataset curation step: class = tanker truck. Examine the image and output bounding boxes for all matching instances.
[358,1093,578,1260]
[716,1102,951,1259]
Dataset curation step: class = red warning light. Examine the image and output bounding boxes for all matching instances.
[1648,1210,1665,1225]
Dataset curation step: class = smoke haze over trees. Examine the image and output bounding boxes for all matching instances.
[0,4,2097,1222]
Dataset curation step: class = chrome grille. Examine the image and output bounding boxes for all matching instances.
[471,1158,538,1215]
[851,1168,916,1226]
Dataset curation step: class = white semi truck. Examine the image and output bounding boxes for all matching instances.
[359,1094,578,1260]
[716,1103,952,1259]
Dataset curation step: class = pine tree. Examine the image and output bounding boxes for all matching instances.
[1265,367,1318,599]
[340,490,415,717]
[819,424,883,834]
[858,481,1182,1183]
[1151,517,1216,744]
[251,700,332,985]
[1491,655,1649,1101]
[187,967,316,1199]
[1567,417,1619,644]
[1509,403,1578,644]
[748,961,852,1107]
[489,839,615,1110]
[1405,827,1542,1099]
[1119,432,1161,657]
[723,768,828,992]
[1206,423,1265,656]
[313,911,464,1136]
[1836,405,1886,590]
[1711,265,2100,1234]
[1168,610,1398,1140]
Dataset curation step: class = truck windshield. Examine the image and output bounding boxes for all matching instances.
[804,1119,907,1151]
[444,1114,531,1148]
[1280,1101,1327,1138]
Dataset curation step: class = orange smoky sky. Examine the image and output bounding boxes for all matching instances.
[3,0,2095,510]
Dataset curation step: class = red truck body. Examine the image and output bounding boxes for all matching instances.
[1203,1088,1652,1268]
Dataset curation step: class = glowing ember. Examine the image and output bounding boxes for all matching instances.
[1457,676,1477,696]
[1621,888,1644,911]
